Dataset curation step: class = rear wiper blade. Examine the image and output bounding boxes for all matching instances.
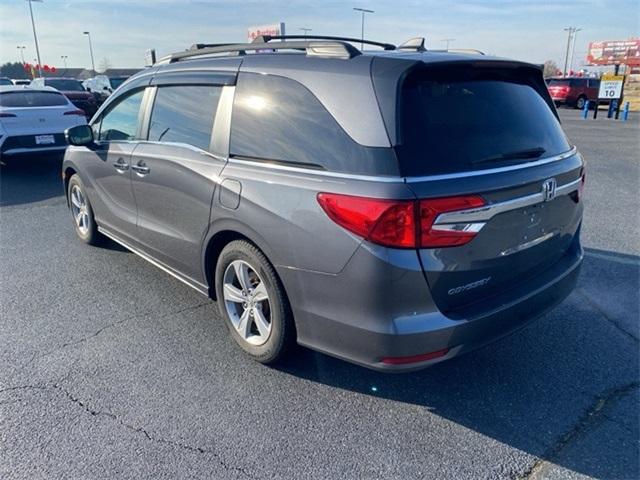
[471,147,547,165]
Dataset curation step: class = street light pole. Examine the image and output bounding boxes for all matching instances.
[26,0,43,77]
[300,27,312,37]
[17,46,26,64]
[61,55,68,69]
[83,31,96,73]
[353,7,374,50]
[441,38,456,50]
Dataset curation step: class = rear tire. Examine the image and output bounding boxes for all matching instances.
[67,174,101,245]
[215,240,295,364]
[575,96,587,110]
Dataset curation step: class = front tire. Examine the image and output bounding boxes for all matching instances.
[575,96,587,110]
[67,174,101,245]
[215,240,295,364]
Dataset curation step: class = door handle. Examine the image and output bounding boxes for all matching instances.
[131,164,150,175]
[113,159,129,171]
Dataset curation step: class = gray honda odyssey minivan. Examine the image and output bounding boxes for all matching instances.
[63,36,584,372]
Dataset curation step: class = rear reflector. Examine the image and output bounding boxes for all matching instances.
[64,109,86,116]
[381,348,449,365]
[0,113,17,117]
[317,192,486,249]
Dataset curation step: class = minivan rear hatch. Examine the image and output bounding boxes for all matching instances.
[393,61,584,315]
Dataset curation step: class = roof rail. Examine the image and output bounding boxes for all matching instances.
[432,48,486,55]
[164,40,362,63]
[398,37,426,52]
[253,34,396,51]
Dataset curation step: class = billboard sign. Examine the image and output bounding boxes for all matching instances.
[587,39,640,66]
[247,23,285,43]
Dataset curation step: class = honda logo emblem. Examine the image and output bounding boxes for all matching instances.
[542,178,557,202]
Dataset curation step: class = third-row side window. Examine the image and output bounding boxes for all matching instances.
[148,85,222,151]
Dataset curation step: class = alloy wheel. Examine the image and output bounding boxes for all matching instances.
[70,185,90,235]
[222,260,272,346]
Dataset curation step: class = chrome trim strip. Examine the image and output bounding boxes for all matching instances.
[434,177,581,225]
[500,231,556,256]
[225,147,578,184]
[226,158,404,183]
[405,147,578,183]
[431,222,485,233]
[97,227,210,297]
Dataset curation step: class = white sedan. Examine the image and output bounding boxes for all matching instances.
[0,85,87,159]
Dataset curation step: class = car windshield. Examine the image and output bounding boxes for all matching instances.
[109,78,125,89]
[0,91,68,107]
[46,79,85,91]
[397,66,571,176]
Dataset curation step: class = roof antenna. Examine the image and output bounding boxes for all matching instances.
[398,37,426,52]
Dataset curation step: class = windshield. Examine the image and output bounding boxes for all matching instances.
[109,78,126,89]
[397,67,571,176]
[0,91,68,107]
[46,79,85,91]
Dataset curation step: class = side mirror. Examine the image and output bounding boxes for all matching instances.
[65,125,94,146]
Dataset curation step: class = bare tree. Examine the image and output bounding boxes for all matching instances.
[97,57,112,73]
[543,60,559,78]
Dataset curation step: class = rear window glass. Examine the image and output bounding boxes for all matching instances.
[548,79,586,87]
[398,68,571,176]
[46,79,85,91]
[0,91,67,107]
[148,85,221,151]
[230,73,398,175]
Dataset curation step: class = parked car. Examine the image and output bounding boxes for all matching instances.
[62,36,584,372]
[30,77,98,117]
[83,75,129,98]
[547,77,600,109]
[0,86,86,160]
[12,79,31,86]
[0,77,13,86]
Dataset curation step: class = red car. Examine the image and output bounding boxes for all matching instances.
[30,77,98,117]
[546,77,600,109]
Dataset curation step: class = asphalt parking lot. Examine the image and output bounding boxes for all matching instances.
[1,109,638,480]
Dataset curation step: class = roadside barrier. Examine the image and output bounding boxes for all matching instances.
[622,102,630,121]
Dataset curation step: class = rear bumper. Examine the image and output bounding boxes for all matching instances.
[0,133,67,156]
[281,240,582,373]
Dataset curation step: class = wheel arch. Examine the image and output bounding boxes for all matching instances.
[62,165,78,207]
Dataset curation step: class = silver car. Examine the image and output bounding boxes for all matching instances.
[62,36,584,372]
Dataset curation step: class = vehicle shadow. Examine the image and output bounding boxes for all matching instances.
[0,153,66,206]
[275,248,639,479]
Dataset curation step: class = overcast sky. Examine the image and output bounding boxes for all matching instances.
[1,0,638,70]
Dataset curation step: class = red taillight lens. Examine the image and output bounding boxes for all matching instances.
[316,193,415,248]
[419,196,485,248]
[317,193,486,249]
[0,113,17,117]
[64,109,85,116]
[381,348,450,365]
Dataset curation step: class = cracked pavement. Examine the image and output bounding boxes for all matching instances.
[1,110,638,479]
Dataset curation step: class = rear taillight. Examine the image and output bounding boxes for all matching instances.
[317,193,486,249]
[64,109,85,116]
[316,194,415,248]
[0,113,17,117]
[419,196,486,247]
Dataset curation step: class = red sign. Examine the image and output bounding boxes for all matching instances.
[587,39,640,66]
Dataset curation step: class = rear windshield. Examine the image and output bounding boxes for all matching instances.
[397,67,571,176]
[0,91,68,107]
[548,79,585,87]
[46,79,85,91]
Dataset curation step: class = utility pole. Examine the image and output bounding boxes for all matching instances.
[563,27,581,77]
[26,0,43,77]
[353,7,374,50]
[441,38,456,50]
[83,31,96,73]
[569,28,582,73]
[61,55,68,69]
[299,27,312,37]
[17,46,26,64]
